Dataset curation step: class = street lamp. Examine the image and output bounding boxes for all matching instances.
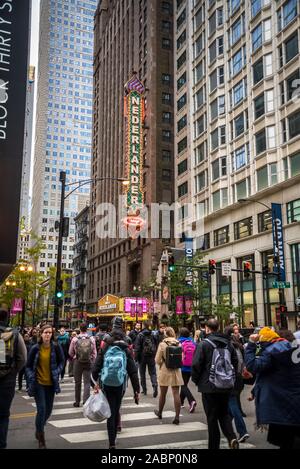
[238,198,286,324]
[53,171,129,329]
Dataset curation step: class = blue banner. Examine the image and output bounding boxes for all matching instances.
[185,237,193,287]
[271,203,286,282]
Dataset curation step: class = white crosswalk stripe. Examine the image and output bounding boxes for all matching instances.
[24,380,256,449]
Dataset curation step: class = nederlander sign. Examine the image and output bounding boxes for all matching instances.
[0,0,30,281]
[122,76,146,235]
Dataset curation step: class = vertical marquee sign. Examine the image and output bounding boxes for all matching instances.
[0,0,30,281]
[122,76,146,234]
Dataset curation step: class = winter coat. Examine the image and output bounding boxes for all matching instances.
[134,329,158,362]
[178,336,196,373]
[91,337,140,393]
[155,337,184,387]
[26,342,65,396]
[191,332,238,394]
[245,339,300,426]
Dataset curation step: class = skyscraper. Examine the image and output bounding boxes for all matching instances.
[87,0,174,312]
[174,0,300,327]
[31,0,97,276]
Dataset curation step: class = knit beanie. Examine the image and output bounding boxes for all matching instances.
[112,316,123,330]
[259,327,279,342]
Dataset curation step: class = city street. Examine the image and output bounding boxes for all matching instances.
[7,375,273,450]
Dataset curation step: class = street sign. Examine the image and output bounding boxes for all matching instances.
[272,281,291,288]
[222,262,232,276]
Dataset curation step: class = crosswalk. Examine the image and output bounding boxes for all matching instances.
[21,377,256,449]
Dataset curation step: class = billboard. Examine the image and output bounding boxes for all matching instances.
[0,0,30,281]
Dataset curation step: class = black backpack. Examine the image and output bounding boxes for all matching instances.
[142,334,156,357]
[165,344,182,369]
[0,326,18,378]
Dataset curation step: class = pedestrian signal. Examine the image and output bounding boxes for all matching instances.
[168,255,175,272]
[208,259,216,275]
[243,262,251,279]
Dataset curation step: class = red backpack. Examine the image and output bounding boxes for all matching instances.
[182,340,196,367]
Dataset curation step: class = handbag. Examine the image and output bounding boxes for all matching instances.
[83,390,111,422]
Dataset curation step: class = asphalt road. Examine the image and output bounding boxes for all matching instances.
[7,372,274,450]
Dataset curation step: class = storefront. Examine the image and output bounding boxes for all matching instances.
[87,294,120,328]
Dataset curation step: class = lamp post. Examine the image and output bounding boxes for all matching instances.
[132,285,142,323]
[238,198,286,325]
[53,172,129,329]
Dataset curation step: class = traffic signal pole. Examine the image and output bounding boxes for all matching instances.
[53,171,66,330]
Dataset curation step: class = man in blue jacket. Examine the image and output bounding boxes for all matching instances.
[245,326,300,449]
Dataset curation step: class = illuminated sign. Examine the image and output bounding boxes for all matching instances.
[123,76,145,234]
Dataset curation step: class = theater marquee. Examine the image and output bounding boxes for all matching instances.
[123,76,146,234]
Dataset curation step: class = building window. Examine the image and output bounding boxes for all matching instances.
[177,9,186,29]
[230,46,246,77]
[162,149,171,161]
[195,170,206,193]
[162,73,171,84]
[177,93,187,111]
[162,129,171,141]
[232,79,247,106]
[286,32,299,62]
[177,72,186,90]
[194,33,204,58]
[194,59,205,84]
[214,226,229,246]
[234,112,245,136]
[211,157,227,181]
[178,159,187,175]
[177,30,186,50]
[256,130,266,154]
[278,0,298,31]
[232,144,249,171]
[177,136,187,153]
[162,169,172,181]
[229,0,241,16]
[162,38,171,49]
[258,210,272,232]
[194,114,206,137]
[177,114,187,132]
[178,181,188,198]
[162,111,171,124]
[287,198,300,223]
[162,20,172,31]
[290,152,300,177]
[212,188,228,211]
[257,165,268,190]
[238,254,256,326]
[177,50,186,69]
[230,15,244,46]
[234,217,253,240]
[288,110,300,139]
[235,178,250,201]
[162,92,171,105]
[194,141,207,165]
[194,85,206,111]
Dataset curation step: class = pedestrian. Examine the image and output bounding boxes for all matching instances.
[245,327,300,449]
[0,308,27,449]
[91,325,140,449]
[157,323,167,343]
[154,326,183,425]
[68,323,97,407]
[128,322,142,364]
[134,321,158,397]
[17,332,32,391]
[293,320,300,341]
[278,328,296,343]
[57,327,70,382]
[194,329,201,343]
[68,331,77,377]
[191,318,239,449]
[178,327,197,413]
[25,324,65,448]
[94,324,108,354]
[224,326,249,443]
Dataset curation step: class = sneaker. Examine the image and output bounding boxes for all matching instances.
[229,439,239,449]
[189,401,197,413]
[238,433,250,443]
[73,402,80,407]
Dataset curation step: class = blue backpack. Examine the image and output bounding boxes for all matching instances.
[100,346,127,387]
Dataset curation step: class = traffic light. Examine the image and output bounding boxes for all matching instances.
[168,255,175,272]
[208,259,216,275]
[56,279,64,299]
[243,261,251,279]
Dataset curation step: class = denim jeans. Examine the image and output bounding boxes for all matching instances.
[0,372,16,448]
[34,383,55,433]
[228,395,248,438]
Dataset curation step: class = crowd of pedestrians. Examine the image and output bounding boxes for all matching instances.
[1,305,300,450]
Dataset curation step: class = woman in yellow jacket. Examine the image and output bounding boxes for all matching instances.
[154,327,183,424]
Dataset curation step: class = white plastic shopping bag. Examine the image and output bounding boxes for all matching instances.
[83,390,111,422]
